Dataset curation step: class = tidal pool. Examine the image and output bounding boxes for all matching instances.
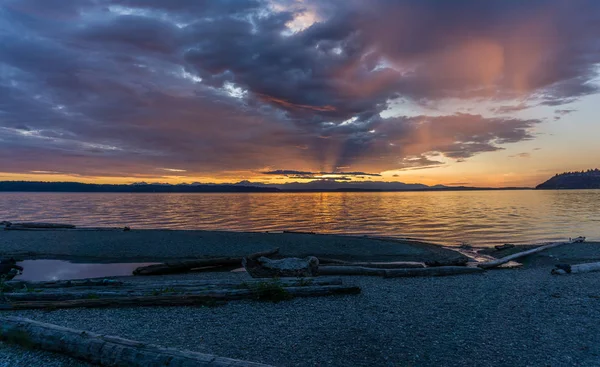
[14,260,158,281]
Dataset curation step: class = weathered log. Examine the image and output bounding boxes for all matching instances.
[477,239,583,269]
[317,259,424,269]
[346,262,423,269]
[384,266,484,278]
[243,256,319,278]
[318,266,386,276]
[133,248,279,275]
[551,262,600,275]
[0,316,271,367]
[6,277,342,291]
[3,278,346,300]
[8,222,76,229]
[0,285,360,310]
[424,256,469,267]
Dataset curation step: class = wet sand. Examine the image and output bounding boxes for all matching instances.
[0,229,463,263]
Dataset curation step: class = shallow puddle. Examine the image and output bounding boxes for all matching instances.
[14,260,159,281]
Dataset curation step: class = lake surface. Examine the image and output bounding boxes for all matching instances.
[1,190,599,246]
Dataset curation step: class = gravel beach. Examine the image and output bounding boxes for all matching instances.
[2,231,600,366]
[4,266,600,367]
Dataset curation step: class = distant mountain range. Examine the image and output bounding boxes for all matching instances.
[536,169,600,189]
[0,181,278,193]
[0,180,528,193]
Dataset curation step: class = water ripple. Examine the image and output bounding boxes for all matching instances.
[0,191,599,246]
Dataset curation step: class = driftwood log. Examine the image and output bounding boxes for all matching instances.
[424,256,469,267]
[477,238,584,269]
[384,266,484,278]
[6,277,343,291]
[133,248,279,275]
[318,265,484,277]
[243,256,319,278]
[0,316,271,367]
[3,278,346,301]
[551,262,600,275]
[317,259,424,269]
[0,285,360,310]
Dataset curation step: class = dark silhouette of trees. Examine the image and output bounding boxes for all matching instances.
[537,169,600,189]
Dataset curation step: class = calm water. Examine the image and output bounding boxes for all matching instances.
[1,190,599,246]
[14,260,157,281]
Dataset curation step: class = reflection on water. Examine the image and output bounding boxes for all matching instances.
[14,260,157,281]
[1,190,599,246]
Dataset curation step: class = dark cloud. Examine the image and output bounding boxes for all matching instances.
[396,156,445,171]
[491,104,530,114]
[553,108,576,120]
[555,109,576,116]
[261,170,381,179]
[262,170,315,176]
[0,0,597,178]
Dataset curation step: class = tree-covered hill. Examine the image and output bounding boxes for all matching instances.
[536,169,600,189]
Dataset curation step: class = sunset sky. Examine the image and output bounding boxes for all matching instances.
[1,0,599,187]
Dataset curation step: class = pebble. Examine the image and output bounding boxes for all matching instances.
[4,268,600,366]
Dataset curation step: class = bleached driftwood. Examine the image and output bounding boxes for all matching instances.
[133,248,279,275]
[0,285,360,310]
[477,237,585,269]
[551,262,600,275]
[0,316,271,367]
[449,247,523,269]
[383,266,484,278]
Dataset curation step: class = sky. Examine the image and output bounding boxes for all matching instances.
[0,0,599,188]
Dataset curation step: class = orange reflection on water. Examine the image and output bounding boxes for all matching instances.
[1,190,599,246]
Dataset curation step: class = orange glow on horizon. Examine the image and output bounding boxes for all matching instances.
[0,169,549,188]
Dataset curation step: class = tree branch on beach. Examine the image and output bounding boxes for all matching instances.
[477,237,585,269]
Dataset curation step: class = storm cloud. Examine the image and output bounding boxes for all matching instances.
[0,0,598,179]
